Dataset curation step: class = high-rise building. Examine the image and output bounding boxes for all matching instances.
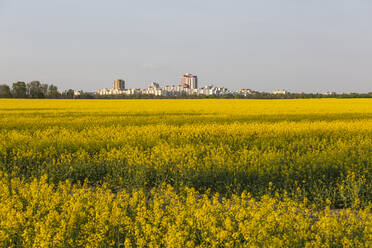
[113,79,125,90]
[181,73,198,89]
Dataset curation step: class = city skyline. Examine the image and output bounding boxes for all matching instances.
[94,74,339,97]
[2,73,371,95]
[1,1,372,93]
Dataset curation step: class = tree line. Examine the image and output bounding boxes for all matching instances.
[1,81,371,99]
[0,81,79,99]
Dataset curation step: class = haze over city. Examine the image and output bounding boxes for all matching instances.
[1,0,371,93]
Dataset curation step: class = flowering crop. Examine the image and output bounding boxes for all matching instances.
[0,175,371,247]
[0,99,371,246]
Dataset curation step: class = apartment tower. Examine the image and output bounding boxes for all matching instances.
[181,73,198,89]
[113,79,125,90]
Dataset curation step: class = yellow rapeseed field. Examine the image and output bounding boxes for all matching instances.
[0,99,371,247]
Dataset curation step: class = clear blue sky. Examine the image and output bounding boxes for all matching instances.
[0,0,371,93]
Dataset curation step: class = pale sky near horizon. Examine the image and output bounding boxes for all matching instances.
[0,0,371,93]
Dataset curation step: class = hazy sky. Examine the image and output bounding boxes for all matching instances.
[1,0,371,93]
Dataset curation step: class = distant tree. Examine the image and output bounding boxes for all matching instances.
[12,81,27,98]
[47,84,60,98]
[64,89,74,98]
[27,81,45,98]
[41,83,49,96]
[0,84,12,98]
[75,92,94,99]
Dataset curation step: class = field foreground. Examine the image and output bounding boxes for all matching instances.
[0,99,371,247]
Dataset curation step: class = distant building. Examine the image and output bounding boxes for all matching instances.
[323,91,336,96]
[272,89,288,95]
[142,82,166,96]
[149,82,160,89]
[237,89,254,95]
[181,73,198,89]
[113,79,125,90]
[74,90,83,96]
